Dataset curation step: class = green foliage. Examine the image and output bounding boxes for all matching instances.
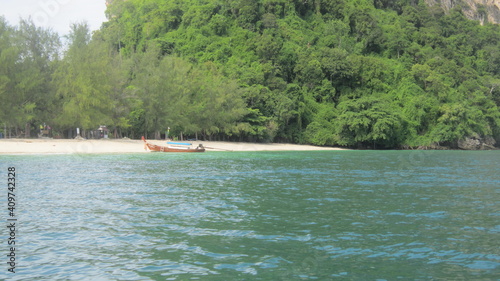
[306,96,404,148]
[0,17,60,137]
[53,23,114,130]
[1,1,500,148]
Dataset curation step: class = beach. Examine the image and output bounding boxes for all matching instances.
[0,138,345,154]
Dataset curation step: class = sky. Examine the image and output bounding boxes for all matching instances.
[1,0,108,36]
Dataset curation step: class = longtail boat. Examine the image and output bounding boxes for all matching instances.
[142,136,205,152]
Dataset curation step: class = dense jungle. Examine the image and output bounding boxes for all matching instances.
[1,0,500,149]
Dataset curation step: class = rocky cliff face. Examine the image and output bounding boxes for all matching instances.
[425,0,500,24]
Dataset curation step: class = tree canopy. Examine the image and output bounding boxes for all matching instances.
[1,0,500,148]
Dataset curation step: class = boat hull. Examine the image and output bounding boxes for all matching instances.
[142,137,205,152]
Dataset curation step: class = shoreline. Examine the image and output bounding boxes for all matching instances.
[0,138,347,155]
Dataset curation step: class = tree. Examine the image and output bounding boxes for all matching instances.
[306,96,404,148]
[383,19,411,58]
[0,18,60,137]
[52,22,114,134]
[0,17,18,136]
[130,46,191,139]
[188,67,247,140]
[333,96,404,148]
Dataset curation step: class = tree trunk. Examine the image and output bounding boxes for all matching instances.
[25,123,30,138]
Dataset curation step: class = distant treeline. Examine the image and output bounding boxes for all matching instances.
[1,0,500,148]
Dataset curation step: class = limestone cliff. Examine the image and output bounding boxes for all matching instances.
[425,0,500,24]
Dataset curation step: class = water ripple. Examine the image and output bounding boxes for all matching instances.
[0,151,498,280]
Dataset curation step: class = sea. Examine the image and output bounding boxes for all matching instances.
[0,150,498,280]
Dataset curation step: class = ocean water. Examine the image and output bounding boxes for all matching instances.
[0,150,499,280]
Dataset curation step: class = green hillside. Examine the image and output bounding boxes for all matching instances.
[1,0,500,148]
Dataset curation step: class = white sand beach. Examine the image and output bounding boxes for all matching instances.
[0,138,346,154]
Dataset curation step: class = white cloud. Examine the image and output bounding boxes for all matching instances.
[1,0,107,35]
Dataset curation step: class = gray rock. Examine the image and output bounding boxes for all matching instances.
[458,136,498,150]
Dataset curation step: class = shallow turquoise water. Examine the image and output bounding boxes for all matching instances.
[0,150,499,280]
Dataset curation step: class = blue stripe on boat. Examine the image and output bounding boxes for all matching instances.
[167,141,192,146]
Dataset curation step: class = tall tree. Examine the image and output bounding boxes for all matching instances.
[0,18,60,137]
[130,46,192,139]
[0,17,17,136]
[188,67,247,140]
[52,22,113,135]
